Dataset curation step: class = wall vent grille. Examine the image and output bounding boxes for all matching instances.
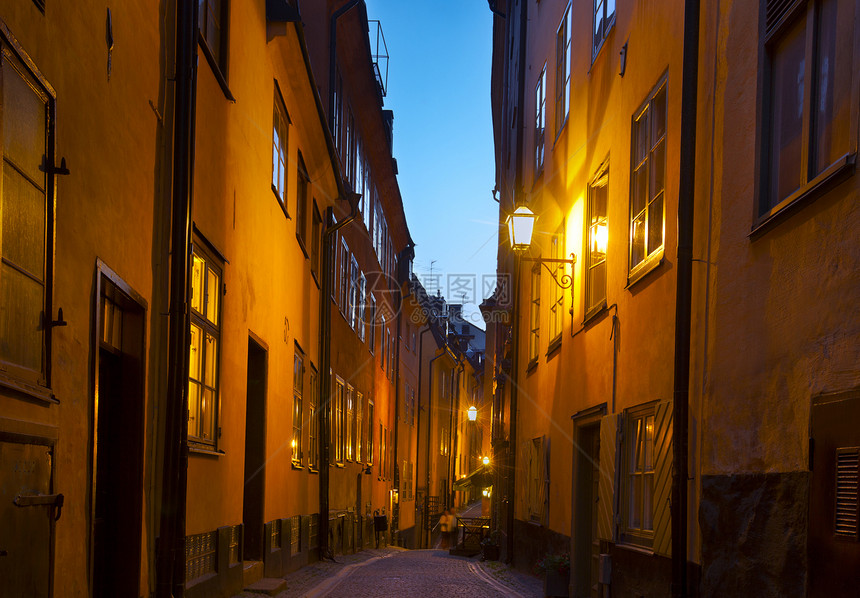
[835,448,859,538]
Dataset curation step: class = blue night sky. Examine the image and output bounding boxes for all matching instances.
[364,0,498,327]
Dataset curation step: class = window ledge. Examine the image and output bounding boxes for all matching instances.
[188,444,225,457]
[308,467,319,474]
[0,372,57,405]
[526,358,538,374]
[546,336,562,358]
[296,234,309,259]
[626,252,665,289]
[273,187,291,219]
[583,302,608,326]
[198,35,236,102]
[616,540,655,556]
[751,152,856,237]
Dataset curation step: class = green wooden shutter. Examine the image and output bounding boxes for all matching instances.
[597,414,620,541]
[653,400,673,557]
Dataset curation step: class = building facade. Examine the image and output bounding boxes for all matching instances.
[487,0,859,597]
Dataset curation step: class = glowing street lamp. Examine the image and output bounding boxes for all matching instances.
[482,456,490,465]
[467,405,478,421]
[506,205,536,251]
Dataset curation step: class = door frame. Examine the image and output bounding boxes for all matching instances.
[90,259,148,595]
[571,403,606,598]
[243,332,268,562]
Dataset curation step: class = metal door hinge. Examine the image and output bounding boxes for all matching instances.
[14,492,64,520]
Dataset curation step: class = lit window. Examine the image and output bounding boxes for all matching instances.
[333,376,345,464]
[292,347,304,464]
[555,3,572,135]
[534,65,547,174]
[346,385,354,461]
[368,399,375,465]
[188,241,222,446]
[356,392,363,462]
[586,164,609,317]
[626,408,655,539]
[592,0,615,58]
[308,365,318,469]
[629,79,667,277]
[272,90,289,211]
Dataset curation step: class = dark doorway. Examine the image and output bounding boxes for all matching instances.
[573,421,600,598]
[93,271,146,597]
[809,392,860,597]
[243,337,267,562]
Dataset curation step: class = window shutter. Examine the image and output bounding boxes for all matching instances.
[765,0,802,37]
[597,414,620,542]
[518,440,530,521]
[653,400,674,557]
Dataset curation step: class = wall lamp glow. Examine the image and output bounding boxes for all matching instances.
[467,405,478,421]
[506,205,576,289]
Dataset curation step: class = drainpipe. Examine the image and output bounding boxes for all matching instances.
[156,1,197,596]
[506,0,528,566]
[415,324,431,546]
[328,0,361,131]
[319,195,358,561]
[672,1,700,597]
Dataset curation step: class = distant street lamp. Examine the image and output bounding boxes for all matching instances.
[482,456,490,465]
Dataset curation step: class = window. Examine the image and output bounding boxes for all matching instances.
[356,391,363,462]
[311,201,322,280]
[592,0,616,58]
[368,398,375,464]
[760,0,856,219]
[380,314,387,370]
[387,328,394,379]
[629,79,667,277]
[334,376,344,463]
[586,164,609,317]
[535,65,547,174]
[368,294,377,354]
[188,241,223,446]
[380,424,386,477]
[555,3,572,135]
[272,90,290,211]
[292,346,304,464]
[333,67,343,154]
[339,239,350,313]
[548,227,565,343]
[345,109,355,184]
[0,44,54,391]
[296,153,309,251]
[346,385,354,461]
[625,406,655,543]
[309,365,318,469]
[199,0,228,75]
[528,264,540,363]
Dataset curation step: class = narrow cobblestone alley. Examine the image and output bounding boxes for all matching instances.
[237,548,543,598]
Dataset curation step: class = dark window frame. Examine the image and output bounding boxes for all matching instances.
[272,84,291,217]
[198,0,234,100]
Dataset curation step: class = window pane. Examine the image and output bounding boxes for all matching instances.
[812,0,851,174]
[651,139,666,197]
[0,264,43,371]
[630,475,642,529]
[205,333,217,386]
[3,58,46,183]
[206,267,219,325]
[768,13,807,206]
[191,254,204,314]
[652,87,667,142]
[634,111,650,163]
[648,193,664,254]
[201,387,216,440]
[2,164,46,277]
[189,323,202,381]
[643,472,654,530]
[188,380,201,437]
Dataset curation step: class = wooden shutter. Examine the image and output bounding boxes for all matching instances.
[542,435,551,525]
[764,0,803,38]
[653,400,674,557]
[597,414,620,541]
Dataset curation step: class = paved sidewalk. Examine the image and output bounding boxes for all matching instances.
[234,548,543,598]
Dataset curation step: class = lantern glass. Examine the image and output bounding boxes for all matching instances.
[506,206,535,250]
[467,405,478,421]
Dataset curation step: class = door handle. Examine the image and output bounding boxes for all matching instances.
[14,493,64,521]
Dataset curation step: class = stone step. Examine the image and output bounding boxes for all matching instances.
[242,560,263,587]
[244,577,287,596]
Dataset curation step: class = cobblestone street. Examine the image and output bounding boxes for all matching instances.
[236,548,544,598]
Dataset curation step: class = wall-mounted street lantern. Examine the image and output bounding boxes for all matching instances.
[482,456,490,465]
[506,205,577,289]
[467,405,478,421]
